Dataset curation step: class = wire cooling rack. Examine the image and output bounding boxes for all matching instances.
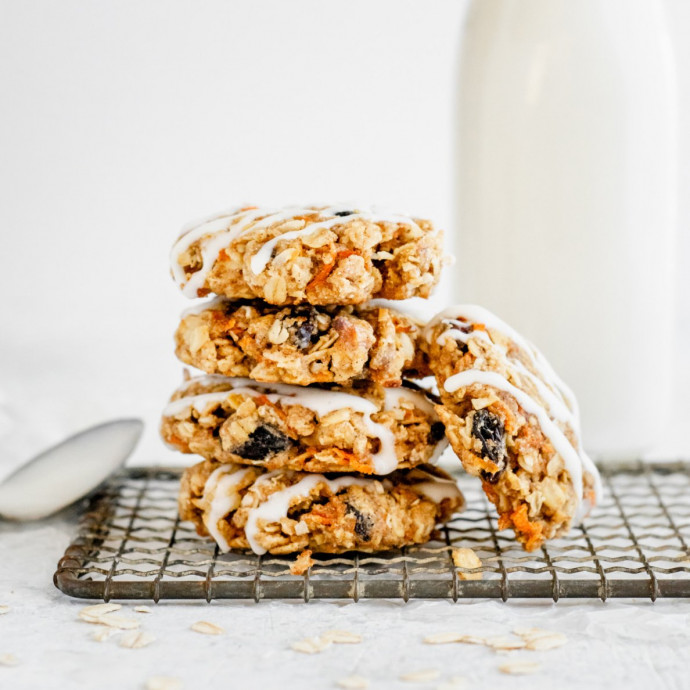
[54,462,690,602]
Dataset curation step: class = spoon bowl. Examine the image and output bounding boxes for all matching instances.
[0,418,144,521]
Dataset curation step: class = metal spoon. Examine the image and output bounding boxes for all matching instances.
[0,418,144,521]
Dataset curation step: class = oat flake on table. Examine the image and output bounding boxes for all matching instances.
[499,660,542,675]
[190,621,224,635]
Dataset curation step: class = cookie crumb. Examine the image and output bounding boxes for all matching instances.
[135,606,152,614]
[191,621,224,636]
[0,654,19,667]
[400,669,441,682]
[451,548,483,580]
[290,549,315,576]
[0,606,9,615]
[336,675,369,689]
[499,660,541,675]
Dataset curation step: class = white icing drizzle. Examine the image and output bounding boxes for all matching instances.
[170,207,276,297]
[163,391,234,418]
[427,437,450,466]
[429,305,580,423]
[170,205,429,296]
[407,470,464,504]
[180,295,226,319]
[443,369,601,518]
[383,387,437,417]
[165,376,406,474]
[244,474,371,555]
[242,470,463,555]
[177,373,240,393]
[434,315,577,430]
[361,298,427,325]
[510,359,574,426]
[202,464,252,552]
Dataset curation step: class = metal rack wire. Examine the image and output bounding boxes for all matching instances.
[54,461,690,602]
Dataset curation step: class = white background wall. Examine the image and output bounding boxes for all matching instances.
[0,0,688,468]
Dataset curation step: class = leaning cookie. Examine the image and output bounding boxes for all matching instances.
[170,205,444,305]
[175,298,430,387]
[423,305,601,551]
[179,459,464,555]
[161,375,447,475]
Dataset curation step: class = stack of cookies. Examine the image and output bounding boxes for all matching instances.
[161,205,464,565]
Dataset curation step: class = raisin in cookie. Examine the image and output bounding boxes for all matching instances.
[170,205,444,305]
[423,305,601,551]
[179,460,464,554]
[175,298,429,387]
[161,375,447,475]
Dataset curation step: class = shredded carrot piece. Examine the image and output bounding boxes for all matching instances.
[509,504,544,551]
[168,434,185,448]
[482,482,498,505]
[330,447,374,474]
[310,508,336,525]
[497,514,512,531]
[306,250,358,291]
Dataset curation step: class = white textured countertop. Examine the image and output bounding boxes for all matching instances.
[1,512,690,690]
[1,334,690,690]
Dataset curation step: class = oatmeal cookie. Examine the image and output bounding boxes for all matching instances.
[174,298,430,387]
[179,460,464,554]
[423,305,601,551]
[161,375,447,475]
[170,205,444,305]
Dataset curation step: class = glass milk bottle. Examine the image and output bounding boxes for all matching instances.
[454,0,677,458]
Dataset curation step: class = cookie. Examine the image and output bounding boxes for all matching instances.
[170,205,444,305]
[174,298,430,387]
[423,305,601,551]
[179,459,464,554]
[161,375,447,475]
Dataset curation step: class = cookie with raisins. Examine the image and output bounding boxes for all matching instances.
[174,299,429,387]
[170,205,445,305]
[161,375,447,475]
[423,305,601,551]
[179,460,464,555]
